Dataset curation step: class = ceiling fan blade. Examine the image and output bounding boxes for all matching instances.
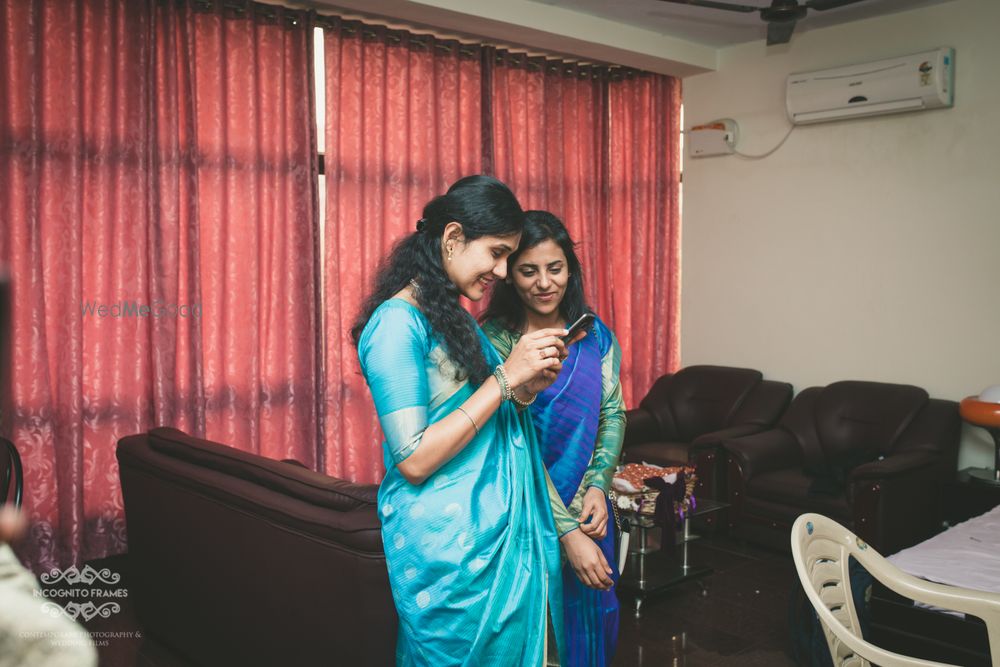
[766,19,797,45]
[654,0,759,13]
[805,0,870,11]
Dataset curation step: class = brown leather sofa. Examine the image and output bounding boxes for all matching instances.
[622,365,792,504]
[725,381,961,554]
[117,427,396,666]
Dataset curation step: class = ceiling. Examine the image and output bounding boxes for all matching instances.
[527,0,954,48]
[308,0,958,76]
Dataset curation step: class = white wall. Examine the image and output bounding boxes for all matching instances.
[681,0,1000,467]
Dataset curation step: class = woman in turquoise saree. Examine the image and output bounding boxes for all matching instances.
[352,177,612,666]
[482,211,626,667]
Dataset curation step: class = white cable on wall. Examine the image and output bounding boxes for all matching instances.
[734,125,796,159]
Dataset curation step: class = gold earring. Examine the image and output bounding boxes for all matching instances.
[447,244,454,262]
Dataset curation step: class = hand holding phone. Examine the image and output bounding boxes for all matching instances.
[563,312,595,344]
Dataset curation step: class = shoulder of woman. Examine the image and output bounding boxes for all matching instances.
[591,315,618,352]
[481,317,515,339]
[360,300,431,350]
[480,318,517,354]
[480,317,500,336]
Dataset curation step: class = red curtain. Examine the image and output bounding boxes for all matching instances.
[488,53,681,405]
[1,0,150,573]
[1,0,680,569]
[176,5,319,458]
[0,0,318,572]
[322,21,482,483]
[606,74,682,405]
[487,51,609,313]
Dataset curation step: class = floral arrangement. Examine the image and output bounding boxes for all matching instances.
[612,462,697,522]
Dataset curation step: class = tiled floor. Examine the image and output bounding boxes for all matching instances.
[68,535,801,667]
[612,535,799,666]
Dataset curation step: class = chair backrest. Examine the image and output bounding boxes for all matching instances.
[640,365,763,441]
[729,378,793,428]
[791,513,1000,667]
[815,381,928,460]
[782,382,932,476]
[1,437,23,508]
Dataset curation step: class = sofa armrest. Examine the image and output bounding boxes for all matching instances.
[893,398,961,461]
[724,429,802,480]
[690,424,763,453]
[623,408,661,448]
[849,450,952,553]
[849,450,941,482]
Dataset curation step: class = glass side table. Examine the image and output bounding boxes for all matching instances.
[616,497,730,617]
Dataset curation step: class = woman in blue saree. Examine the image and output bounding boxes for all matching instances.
[352,177,613,666]
[482,211,626,667]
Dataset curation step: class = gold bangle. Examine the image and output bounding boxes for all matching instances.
[493,365,513,402]
[456,406,479,436]
[511,388,537,409]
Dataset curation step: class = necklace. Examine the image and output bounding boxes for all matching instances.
[408,279,420,293]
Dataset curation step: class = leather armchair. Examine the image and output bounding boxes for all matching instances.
[623,365,792,503]
[117,427,397,666]
[725,381,961,554]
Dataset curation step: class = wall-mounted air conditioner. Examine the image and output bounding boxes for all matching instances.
[786,47,954,125]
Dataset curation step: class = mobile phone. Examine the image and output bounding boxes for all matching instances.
[563,312,595,343]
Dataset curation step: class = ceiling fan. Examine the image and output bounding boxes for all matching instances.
[654,0,872,46]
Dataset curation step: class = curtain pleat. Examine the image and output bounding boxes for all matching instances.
[607,73,682,404]
[322,22,482,483]
[487,51,681,406]
[0,0,318,572]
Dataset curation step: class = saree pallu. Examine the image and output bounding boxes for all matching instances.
[359,300,564,666]
[532,321,620,667]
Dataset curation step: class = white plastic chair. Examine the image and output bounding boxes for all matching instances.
[791,513,1000,667]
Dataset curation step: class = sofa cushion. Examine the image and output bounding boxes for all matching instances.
[746,469,851,520]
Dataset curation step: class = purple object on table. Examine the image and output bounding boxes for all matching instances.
[643,472,691,549]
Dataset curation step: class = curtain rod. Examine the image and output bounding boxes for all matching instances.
[206,0,643,75]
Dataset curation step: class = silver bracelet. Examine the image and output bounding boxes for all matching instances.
[456,406,479,436]
[493,365,513,402]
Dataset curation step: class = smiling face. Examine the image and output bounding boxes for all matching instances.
[510,239,570,320]
[443,223,521,301]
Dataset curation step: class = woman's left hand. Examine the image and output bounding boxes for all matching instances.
[578,487,608,540]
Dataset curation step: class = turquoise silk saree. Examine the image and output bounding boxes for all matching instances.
[358,300,564,666]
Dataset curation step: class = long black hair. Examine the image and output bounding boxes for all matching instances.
[351,175,525,385]
[481,210,591,333]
